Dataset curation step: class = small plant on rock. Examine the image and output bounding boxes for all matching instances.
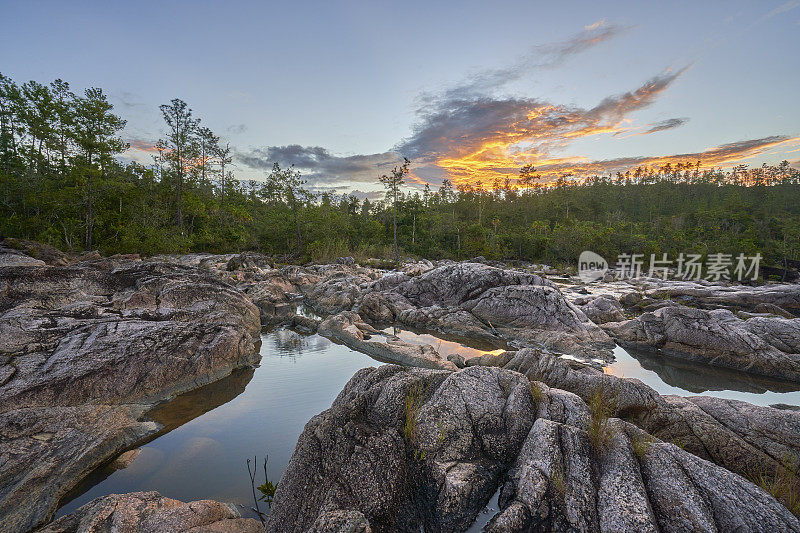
[630,430,655,459]
[531,381,545,403]
[587,384,618,452]
[749,454,800,517]
[404,381,427,444]
[550,465,566,496]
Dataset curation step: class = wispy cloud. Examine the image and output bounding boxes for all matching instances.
[533,135,800,179]
[643,117,690,134]
[763,0,800,19]
[431,20,631,100]
[227,22,797,190]
[227,124,248,134]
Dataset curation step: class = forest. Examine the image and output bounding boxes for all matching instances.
[1,74,799,268]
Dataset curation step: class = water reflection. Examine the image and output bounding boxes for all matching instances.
[378,325,506,359]
[56,329,381,518]
[54,325,799,521]
[606,345,800,407]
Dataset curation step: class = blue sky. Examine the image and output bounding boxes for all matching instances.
[2,0,798,195]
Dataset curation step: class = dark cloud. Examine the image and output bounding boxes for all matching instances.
[642,117,690,134]
[236,144,400,184]
[227,124,248,134]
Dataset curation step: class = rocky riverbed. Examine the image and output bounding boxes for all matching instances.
[2,240,799,532]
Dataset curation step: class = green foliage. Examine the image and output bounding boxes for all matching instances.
[1,73,799,270]
[257,479,277,504]
[530,381,545,403]
[550,465,566,496]
[629,431,655,459]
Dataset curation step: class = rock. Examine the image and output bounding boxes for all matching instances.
[646,280,800,313]
[754,302,795,318]
[0,245,47,267]
[619,291,643,307]
[318,312,457,370]
[265,365,536,533]
[269,364,800,532]
[446,353,466,368]
[358,262,614,360]
[2,238,69,266]
[0,255,262,532]
[226,251,272,271]
[336,256,356,266]
[602,304,800,382]
[35,491,262,533]
[485,348,800,495]
[574,294,625,324]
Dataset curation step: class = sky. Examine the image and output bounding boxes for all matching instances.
[2,0,799,198]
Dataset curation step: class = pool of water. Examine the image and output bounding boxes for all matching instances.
[605,345,800,407]
[57,329,381,518]
[56,323,799,523]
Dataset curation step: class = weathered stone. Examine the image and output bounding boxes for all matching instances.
[318,311,457,370]
[270,364,800,532]
[574,294,625,324]
[357,263,614,360]
[602,304,800,382]
[0,255,262,533]
[265,365,536,533]
[36,491,262,533]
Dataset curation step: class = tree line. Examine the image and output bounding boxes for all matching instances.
[1,73,799,269]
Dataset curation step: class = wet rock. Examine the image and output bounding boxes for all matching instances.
[36,491,262,533]
[602,305,800,382]
[0,254,262,532]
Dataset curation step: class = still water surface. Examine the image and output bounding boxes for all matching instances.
[57,325,800,520]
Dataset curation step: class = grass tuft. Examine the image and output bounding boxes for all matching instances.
[630,431,655,459]
[587,384,618,452]
[748,455,800,517]
[550,465,566,496]
[404,381,427,444]
[531,381,545,403]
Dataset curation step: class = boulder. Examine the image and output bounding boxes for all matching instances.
[358,263,615,360]
[602,304,800,382]
[574,294,625,324]
[36,491,262,533]
[0,256,262,533]
[268,365,800,532]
